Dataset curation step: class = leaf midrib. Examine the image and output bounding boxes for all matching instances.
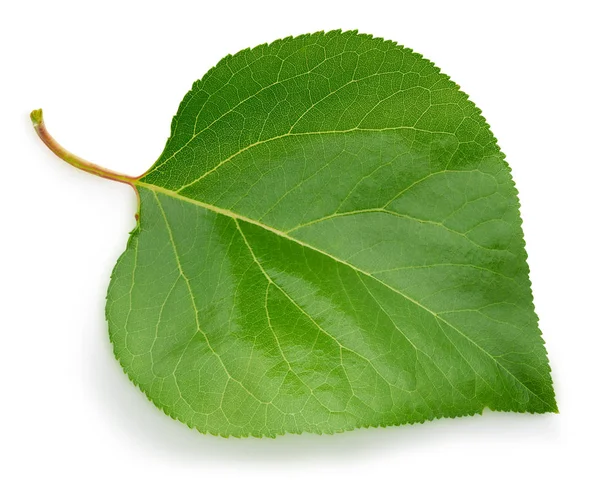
[137,180,553,409]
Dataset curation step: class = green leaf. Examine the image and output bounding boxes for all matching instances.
[34,30,556,438]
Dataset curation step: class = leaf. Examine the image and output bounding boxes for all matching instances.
[32,30,557,438]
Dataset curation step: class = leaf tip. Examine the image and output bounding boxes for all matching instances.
[30,108,44,126]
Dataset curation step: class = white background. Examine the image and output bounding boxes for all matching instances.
[1,1,598,486]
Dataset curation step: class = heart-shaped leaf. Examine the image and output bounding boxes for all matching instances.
[32,30,556,437]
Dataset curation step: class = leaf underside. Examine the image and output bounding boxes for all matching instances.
[106,30,556,437]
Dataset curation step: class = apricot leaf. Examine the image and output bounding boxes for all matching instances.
[32,31,556,437]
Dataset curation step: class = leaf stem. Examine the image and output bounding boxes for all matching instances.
[30,109,137,185]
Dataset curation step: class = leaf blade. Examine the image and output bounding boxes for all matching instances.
[106,31,556,437]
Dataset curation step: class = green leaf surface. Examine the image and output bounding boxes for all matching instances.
[54,30,557,437]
